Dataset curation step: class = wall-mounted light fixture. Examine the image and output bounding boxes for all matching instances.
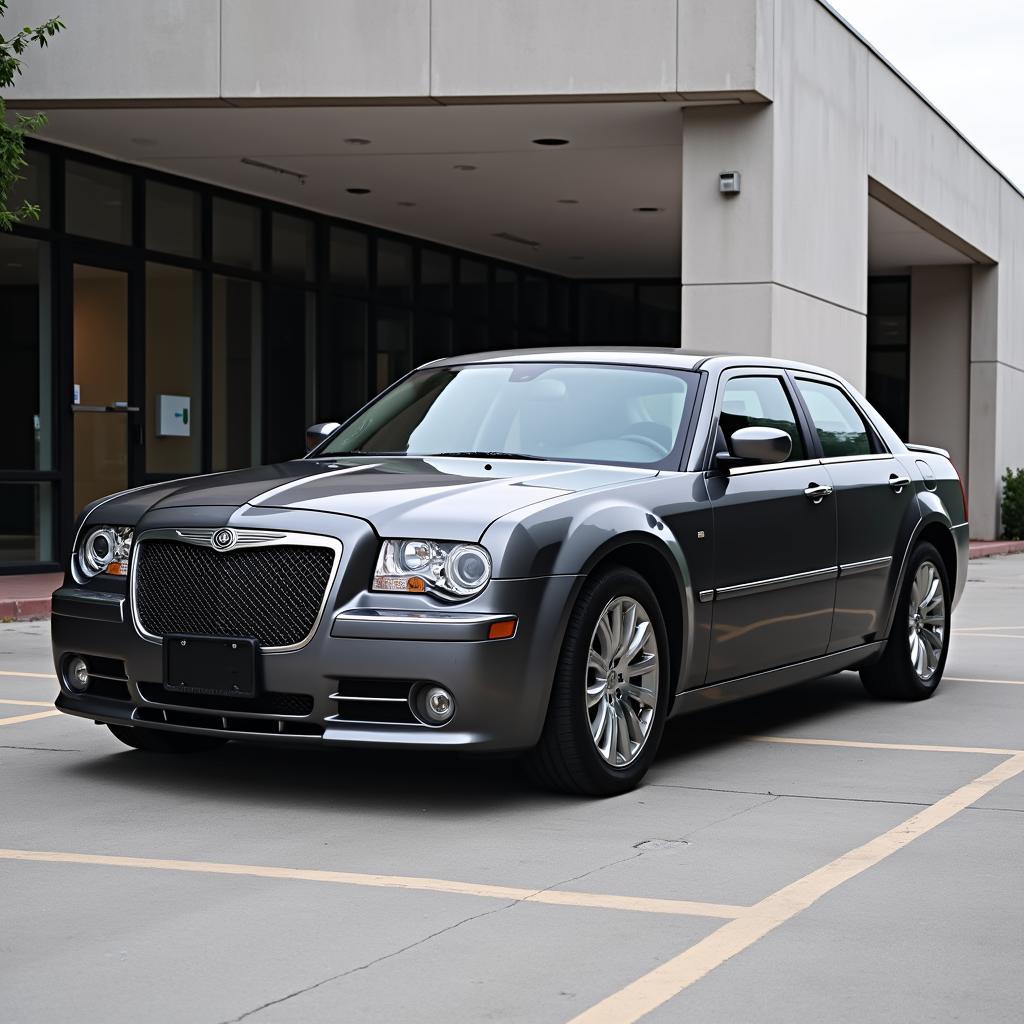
[719,171,741,195]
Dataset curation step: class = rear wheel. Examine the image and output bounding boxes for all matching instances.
[860,541,950,700]
[107,724,228,753]
[524,567,670,796]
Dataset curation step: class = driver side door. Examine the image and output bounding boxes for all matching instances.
[704,372,839,682]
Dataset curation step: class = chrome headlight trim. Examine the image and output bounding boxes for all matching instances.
[76,525,134,580]
[373,539,492,600]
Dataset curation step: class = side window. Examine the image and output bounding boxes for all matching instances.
[719,376,806,462]
[795,379,872,457]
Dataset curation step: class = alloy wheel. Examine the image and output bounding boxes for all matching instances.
[907,560,946,681]
[585,596,660,767]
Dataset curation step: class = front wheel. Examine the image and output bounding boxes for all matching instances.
[860,541,950,700]
[524,567,670,796]
[107,724,228,753]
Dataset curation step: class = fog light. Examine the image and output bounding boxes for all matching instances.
[415,685,456,726]
[66,656,90,693]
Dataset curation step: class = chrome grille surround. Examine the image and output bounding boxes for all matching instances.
[130,528,342,654]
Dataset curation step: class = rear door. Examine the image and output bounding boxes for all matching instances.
[704,371,838,683]
[791,373,919,652]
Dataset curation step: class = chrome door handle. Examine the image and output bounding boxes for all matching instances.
[804,483,833,504]
[889,474,911,492]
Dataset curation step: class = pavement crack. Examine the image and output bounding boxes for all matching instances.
[0,744,80,752]
[649,782,940,810]
[216,901,517,1024]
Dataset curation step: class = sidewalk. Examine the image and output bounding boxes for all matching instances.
[2,539,1021,622]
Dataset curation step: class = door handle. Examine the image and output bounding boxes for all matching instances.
[804,482,833,504]
[888,473,911,492]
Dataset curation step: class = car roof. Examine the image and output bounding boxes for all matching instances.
[424,346,844,380]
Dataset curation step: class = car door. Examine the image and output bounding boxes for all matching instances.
[704,371,838,683]
[791,373,919,652]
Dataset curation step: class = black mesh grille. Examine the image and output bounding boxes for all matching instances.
[134,540,335,648]
[137,682,315,717]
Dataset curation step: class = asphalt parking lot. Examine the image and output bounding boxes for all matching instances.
[2,554,1023,1024]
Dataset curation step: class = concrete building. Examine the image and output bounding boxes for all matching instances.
[2,0,1021,573]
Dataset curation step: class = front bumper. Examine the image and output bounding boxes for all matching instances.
[52,509,580,753]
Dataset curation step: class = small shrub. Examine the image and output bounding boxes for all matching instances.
[1002,467,1024,540]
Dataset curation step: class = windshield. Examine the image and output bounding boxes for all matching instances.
[318,363,696,468]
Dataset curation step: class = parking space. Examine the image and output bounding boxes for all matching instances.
[2,555,1022,1023]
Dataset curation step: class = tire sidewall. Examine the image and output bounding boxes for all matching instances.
[557,568,671,793]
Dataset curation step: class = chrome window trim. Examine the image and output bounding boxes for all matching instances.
[715,566,838,600]
[839,556,893,576]
[129,527,343,654]
[725,457,823,477]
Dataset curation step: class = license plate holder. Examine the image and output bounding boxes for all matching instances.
[163,635,258,698]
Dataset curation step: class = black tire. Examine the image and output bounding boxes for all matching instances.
[860,541,951,701]
[107,723,228,753]
[524,567,671,796]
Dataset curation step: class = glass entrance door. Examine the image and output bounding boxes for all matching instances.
[71,262,138,515]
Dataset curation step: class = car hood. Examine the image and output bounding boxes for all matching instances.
[106,457,658,541]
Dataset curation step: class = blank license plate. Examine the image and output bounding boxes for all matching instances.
[163,635,258,698]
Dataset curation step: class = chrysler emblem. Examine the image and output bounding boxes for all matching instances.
[213,529,235,550]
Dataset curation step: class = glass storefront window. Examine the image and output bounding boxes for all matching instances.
[272,212,315,282]
[213,198,261,270]
[0,235,52,470]
[212,276,261,470]
[145,264,202,475]
[420,249,452,311]
[320,295,368,422]
[377,239,412,305]
[579,282,633,343]
[66,161,132,244]
[415,311,452,364]
[265,286,314,463]
[146,181,200,258]
[375,307,412,392]
[8,150,50,227]
[330,226,368,290]
[457,258,488,318]
[637,284,680,345]
[493,267,518,322]
[522,274,548,329]
[0,483,54,564]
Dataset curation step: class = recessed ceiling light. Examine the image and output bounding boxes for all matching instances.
[397,201,417,207]
[569,255,585,261]
[632,206,664,213]
[344,137,371,146]
[556,199,579,205]
[346,187,371,195]
[532,138,569,146]
[453,164,477,171]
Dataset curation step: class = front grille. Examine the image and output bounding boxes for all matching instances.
[134,539,335,648]
[136,682,314,717]
[134,706,323,737]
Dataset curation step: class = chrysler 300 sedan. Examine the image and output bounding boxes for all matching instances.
[52,350,968,794]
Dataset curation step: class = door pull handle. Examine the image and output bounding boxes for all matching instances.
[804,483,833,504]
[888,474,911,492]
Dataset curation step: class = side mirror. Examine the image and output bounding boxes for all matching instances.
[305,421,341,453]
[716,426,792,469]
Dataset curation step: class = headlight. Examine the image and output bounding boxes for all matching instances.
[78,525,134,578]
[374,539,492,599]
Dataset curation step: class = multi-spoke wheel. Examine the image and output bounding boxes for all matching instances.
[525,567,670,796]
[861,541,951,701]
[586,596,660,767]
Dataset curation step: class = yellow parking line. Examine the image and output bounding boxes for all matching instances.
[0,670,56,680]
[746,735,1023,756]
[568,752,1024,1024]
[0,698,53,707]
[0,710,60,727]
[0,848,747,920]
[946,676,1024,686]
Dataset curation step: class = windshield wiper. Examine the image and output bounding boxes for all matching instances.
[422,451,548,461]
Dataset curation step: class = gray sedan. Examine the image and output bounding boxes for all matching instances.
[51,349,968,795]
